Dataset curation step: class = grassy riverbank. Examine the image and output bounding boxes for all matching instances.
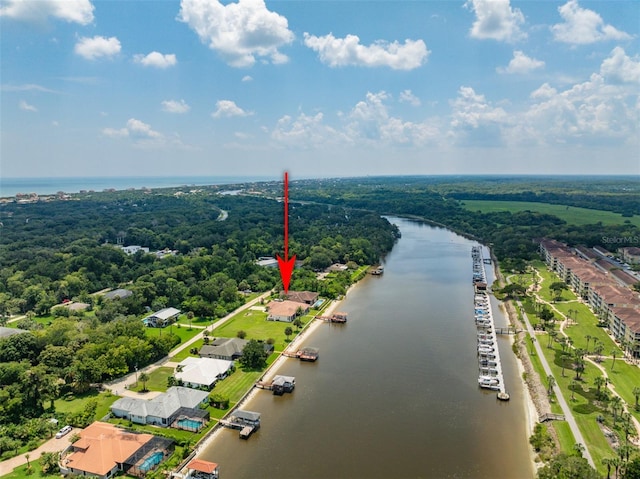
[500,260,638,475]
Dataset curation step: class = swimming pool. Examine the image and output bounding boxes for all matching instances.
[139,451,163,472]
[176,418,203,430]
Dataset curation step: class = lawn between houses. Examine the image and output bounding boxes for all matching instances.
[508,262,639,474]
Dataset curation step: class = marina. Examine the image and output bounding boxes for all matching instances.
[472,246,509,400]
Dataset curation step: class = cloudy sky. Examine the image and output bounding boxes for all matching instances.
[1,0,639,178]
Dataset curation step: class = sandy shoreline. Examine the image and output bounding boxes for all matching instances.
[189,284,359,461]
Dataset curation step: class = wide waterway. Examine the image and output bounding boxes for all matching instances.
[200,217,534,479]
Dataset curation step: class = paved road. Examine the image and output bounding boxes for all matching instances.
[518,299,596,468]
[0,428,79,476]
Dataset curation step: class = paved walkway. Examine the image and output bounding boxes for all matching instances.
[518,299,596,468]
[0,429,79,476]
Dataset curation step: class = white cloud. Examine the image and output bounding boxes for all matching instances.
[102,127,129,138]
[19,100,37,112]
[449,87,509,146]
[134,52,177,68]
[303,33,429,70]
[74,36,121,60]
[2,83,58,93]
[178,0,294,67]
[0,0,94,25]
[272,112,344,147]
[212,100,252,118]
[497,50,545,74]
[241,75,253,82]
[399,90,421,106]
[530,83,558,100]
[600,47,640,84]
[551,0,632,45]
[346,91,439,146]
[126,118,161,139]
[161,99,190,114]
[465,0,526,42]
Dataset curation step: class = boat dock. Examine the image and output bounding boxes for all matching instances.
[315,312,348,323]
[472,246,509,401]
[282,347,319,361]
[219,410,261,439]
[256,375,296,395]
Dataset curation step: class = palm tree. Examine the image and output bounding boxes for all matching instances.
[594,376,607,399]
[547,329,557,349]
[560,351,571,377]
[594,342,605,362]
[602,457,614,479]
[611,396,623,426]
[570,380,578,401]
[585,335,592,354]
[611,350,618,371]
[139,371,150,392]
[633,386,640,411]
[546,375,556,397]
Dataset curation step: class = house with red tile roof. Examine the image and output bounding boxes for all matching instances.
[59,422,173,479]
[267,300,309,322]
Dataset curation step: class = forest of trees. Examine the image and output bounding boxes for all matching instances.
[0,189,399,451]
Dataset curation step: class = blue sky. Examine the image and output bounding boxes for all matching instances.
[1,0,639,179]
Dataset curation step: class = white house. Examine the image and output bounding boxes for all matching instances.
[144,307,181,328]
[175,357,234,389]
[267,300,309,322]
[110,386,209,427]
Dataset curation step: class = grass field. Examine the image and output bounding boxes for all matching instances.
[129,366,174,393]
[54,390,120,420]
[461,200,640,227]
[212,307,315,351]
[144,323,201,343]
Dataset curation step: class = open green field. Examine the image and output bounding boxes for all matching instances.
[461,200,640,227]
[54,390,120,420]
[129,366,174,393]
[212,307,315,351]
[144,323,201,343]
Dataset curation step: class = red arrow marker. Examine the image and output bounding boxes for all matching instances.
[277,171,296,293]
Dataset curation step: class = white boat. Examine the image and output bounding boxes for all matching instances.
[478,376,500,390]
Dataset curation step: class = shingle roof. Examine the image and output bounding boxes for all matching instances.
[110,387,209,420]
[176,357,234,387]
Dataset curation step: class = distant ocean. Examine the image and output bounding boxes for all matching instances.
[0,176,276,198]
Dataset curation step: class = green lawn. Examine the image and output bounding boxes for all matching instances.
[171,339,204,362]
[130,367,174,393]
[212,307,316,351]
[210,365,266,404]
[461,200,640,227]
[2,460,46,479]
[144,324,201,343]
[53,390,120,420]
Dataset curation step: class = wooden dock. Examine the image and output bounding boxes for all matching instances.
[539,413,565,422]
[315,312,348,323]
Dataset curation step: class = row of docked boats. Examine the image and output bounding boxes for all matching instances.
[472,247,509,400]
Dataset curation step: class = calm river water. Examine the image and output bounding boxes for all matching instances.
[200,218,534,479]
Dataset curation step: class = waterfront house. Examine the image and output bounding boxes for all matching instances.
[59,422,174,479]
[143,307,181,328]
[175,357,234,389]
[199,337,248,360]
[199,337,273,361]
[110,386,209,427]
[284,291,319,305]
[267,300,309,322]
